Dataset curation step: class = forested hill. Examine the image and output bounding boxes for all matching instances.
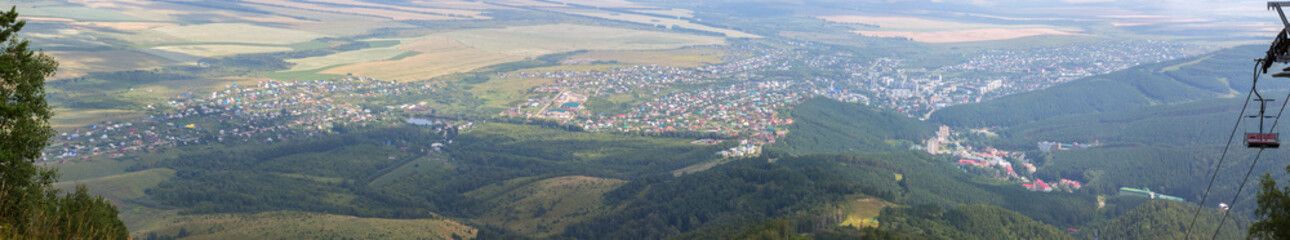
[930,45,1282,128]
[776,98,935,155]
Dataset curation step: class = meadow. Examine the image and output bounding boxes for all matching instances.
[470,176,627,237]
[136,211,476,240]
[838,197,893,228]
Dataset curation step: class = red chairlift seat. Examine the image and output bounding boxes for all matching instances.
[1247,98,1280,149]
[1247,132,1280,148]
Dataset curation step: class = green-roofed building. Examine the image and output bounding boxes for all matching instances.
[1119,187,1185,202]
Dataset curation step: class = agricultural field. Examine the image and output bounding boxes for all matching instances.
[239,0,461,21]
[818,15,1083,43]
[12,5,142,21]
[149,44,294,58]
[47,50,178,79]
[136,211,476,240]
[146,23,328,45]
[546,8,760,38]
[854,28,1082,43]
[469,176,627,238]
[546,0,655,9]
[434,24,728,56]
[305,0,488,19]
[286,46,411,72]
[319,36,521,81]
[236,4,412,37]
[567,47,735,67]
[320,24,726,81]
[634,8,695,19]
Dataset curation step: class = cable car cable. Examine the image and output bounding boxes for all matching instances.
[1212,148,1266,240]
[1210,79,1290,240]
[1184,61,1260,239]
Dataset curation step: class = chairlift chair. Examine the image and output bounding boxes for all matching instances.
[1247,98,1280,148]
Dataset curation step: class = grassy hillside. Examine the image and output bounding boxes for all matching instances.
[470,176,627,237]
[136,211,474,240]
[929,45,1284,128]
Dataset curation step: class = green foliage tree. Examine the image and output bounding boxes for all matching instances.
[1251,166,1290,240]
[0,6,126,239]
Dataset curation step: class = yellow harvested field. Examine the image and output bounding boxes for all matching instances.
[241,0,461,20]
[136,211,476,240]
[71,21,177,31]
[489,0,567,7]
[321,25,725,81]
[550,0,656,9]
[549,8,759,38]
[853,28,1081,43]
[635,8,695,19]
[47,50,178,79]
[409,0,496,9]
[150,44,294,57]
[308,0,488,18]
[287,47,410,72]
[321,45,521,81]
[245,4,412,37]
[819,15,1023,30]
[69,0,150,9]
[436,24,728,56]
[150,23,326,45]
[16,16,75,22]
[818,15,1081,43]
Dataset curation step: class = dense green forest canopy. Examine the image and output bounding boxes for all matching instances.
[930,45,1288,128]
[776,98,934,155]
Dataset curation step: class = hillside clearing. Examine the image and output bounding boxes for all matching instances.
[54,168,177,204]
[136,211,476,240]
[472,176,627,238]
